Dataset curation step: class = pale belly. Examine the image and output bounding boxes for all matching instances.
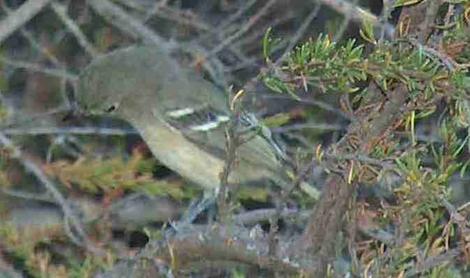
[137,122,277,190]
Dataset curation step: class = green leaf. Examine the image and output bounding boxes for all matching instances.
[359,20,376,45]
[262,27,281,62]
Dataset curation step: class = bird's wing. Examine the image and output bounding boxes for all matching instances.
[153,73,283,175]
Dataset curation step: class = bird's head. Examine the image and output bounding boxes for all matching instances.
[75,58,124,117]
[74,45,172,119]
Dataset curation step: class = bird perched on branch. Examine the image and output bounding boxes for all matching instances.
[75,44,319,199]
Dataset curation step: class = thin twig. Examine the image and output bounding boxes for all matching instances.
[1,1,73,109]
[261,94,351,119]
[0,106,69,128]
[275,4,322,65]
[313,0,395,38]
[88,0,168,47]
[332,0,359,42]
[405,247,461,276]
[218,97,244,223]
[406,38,459,70]
[232,10,294,52]
[0,55,77,81]
[234,208,308,225]
[149,6,212,32]
[0,2,61,66]
[0,126,137,136]
[217,0,258,33]
[0,0,53,44]
[268,155,317,255]
[51,2,98,57]
[0,132,101,254]
[271,123,344,133]
[200,0,278,62]
[1,187,53,203]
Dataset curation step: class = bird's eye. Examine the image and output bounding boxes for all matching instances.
[105,103,118,113]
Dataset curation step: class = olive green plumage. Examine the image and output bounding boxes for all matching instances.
[76,45,319,198]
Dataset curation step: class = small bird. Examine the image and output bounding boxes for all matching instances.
[75,44,319,199]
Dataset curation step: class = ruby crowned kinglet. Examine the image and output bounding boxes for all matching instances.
[75,45,319,199]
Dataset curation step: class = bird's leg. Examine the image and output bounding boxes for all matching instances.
[173,190,217,230]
